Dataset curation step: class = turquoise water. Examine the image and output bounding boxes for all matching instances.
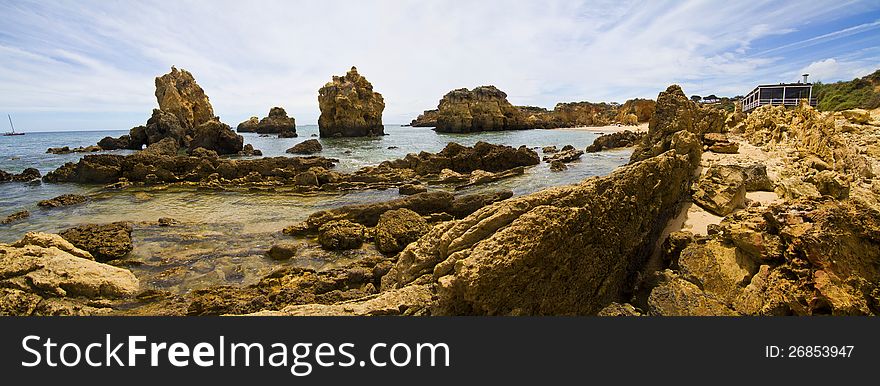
[0,124,631,293]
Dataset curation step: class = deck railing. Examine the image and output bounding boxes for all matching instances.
[742,98,817,112]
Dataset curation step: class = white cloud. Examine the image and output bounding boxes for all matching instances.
[0,0,878,131]
[799,58,877,83]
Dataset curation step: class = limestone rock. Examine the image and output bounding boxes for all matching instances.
[379,141,539,175]
[691,165,746,216]
[0,233,139,308]
[383,130,701,315]
[266,243,299,260]
[286,139,323,155]
[59,222,134,263]
[630,85,719,163]
[410,109,439,127]
[585,130,644,152]
[399,183,427,195]
[374,208,431,254]
[154,66,215,129]
[236,117,259,133]
[318,66,385,137]
[1,210,30,225]
[238,107,296,134]
[841,109,870,124]
[434,86,528,133]
[188,120,244,155]
[98,135,131,150]
[37,194,87,208]
[597,302,643,316]
[317,220,366,250]
[646,271,738,316]
[0,167,41,182]
[141,137,180,157]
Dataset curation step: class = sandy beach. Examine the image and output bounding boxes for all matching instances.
[553,122,649,133]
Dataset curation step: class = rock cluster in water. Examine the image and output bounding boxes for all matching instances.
[418,85,656,133]
[236,107,296,136]
[0,167,40,183]
[318,66,385,137]
[97,67,245,155]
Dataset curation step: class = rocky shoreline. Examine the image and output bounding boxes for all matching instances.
[3,68,880,316]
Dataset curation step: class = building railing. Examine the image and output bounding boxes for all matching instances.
[742,98,817,112]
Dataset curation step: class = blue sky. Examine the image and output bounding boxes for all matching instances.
[1,0,879,132]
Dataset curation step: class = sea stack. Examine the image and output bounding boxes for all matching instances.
[434,86,528,133]
[237,107,296,135]
[317,66,385,137]
[98,67,244,155]
[154,66,216,129]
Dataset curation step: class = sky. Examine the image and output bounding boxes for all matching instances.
[1,0,880,132]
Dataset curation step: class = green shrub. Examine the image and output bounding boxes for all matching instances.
[814,69,880,111]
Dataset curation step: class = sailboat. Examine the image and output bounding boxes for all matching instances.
[4,114,25,136]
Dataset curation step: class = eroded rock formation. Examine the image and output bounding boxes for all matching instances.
[237,107,296,135]
[98,67,245,155]
[434,86,529,133]
[318,67,385,137]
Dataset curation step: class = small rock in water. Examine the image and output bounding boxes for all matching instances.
[318,220,366,251]
[1,210,30,225]
[266,243,299,260]
[59,222,134,263]
[542,146,558,154]
[286,139,323,155]
[157,217,178,226]
[550,160,567,172]
[37,194,87,208]
[399,183,427,195]
[388,146,399,149]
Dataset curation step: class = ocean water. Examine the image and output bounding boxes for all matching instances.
[0,124,631,294]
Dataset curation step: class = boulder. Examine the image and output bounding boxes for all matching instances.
[318,66,385,137]
[616,98,656,123]
[188,120,244,155]
[37,194,87,208]
[59,222,134,263]
[317,220,366,250]
[585,130,644,152]
[691,165,746,216]
[237,144,262,156]
[141,137,180,157]
[399,184,427,195]
[286,139,323,155]
[98,135,131,150]
[0,167,41,182]
[266,243,299,260]
[741,164,774,191]
[809,170,850,199]
[841,109,870,124]
[543,147,583,163]
[549,160,567,171]
[374,208,431,254]
[278,129,298,138]
[0,232,139,314]
[236,117,259,133]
